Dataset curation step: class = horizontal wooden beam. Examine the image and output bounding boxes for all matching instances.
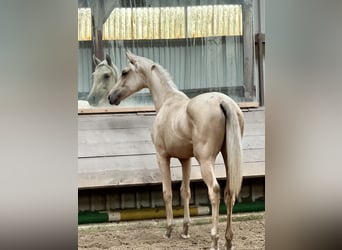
[78,102,259,114]
[78,161,265,189]
[78,106,156,114]
[238,101,259,109]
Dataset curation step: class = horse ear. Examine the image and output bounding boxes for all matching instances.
[93,54,101,66]
[125,49,137,65]
[105,54,112,66]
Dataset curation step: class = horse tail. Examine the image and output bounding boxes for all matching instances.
[220,101,243,198]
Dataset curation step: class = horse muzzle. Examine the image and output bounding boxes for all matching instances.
[108,92,121,105]
[87,95,98,106]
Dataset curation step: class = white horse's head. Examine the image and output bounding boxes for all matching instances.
[87,54,118,106]
[108,50,151,105]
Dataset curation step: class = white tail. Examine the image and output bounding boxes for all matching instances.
[220,101,243,198]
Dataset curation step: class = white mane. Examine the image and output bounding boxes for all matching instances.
[154,64,179,90]
[138,56,179,91]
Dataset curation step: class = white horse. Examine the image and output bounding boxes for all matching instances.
[87,54,119,106]
[108,51,244,250]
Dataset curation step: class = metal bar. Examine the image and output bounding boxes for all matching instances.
[256,33,265,106]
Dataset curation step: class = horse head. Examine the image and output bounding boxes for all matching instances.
[87,54,118,106]
[108,50,148,105]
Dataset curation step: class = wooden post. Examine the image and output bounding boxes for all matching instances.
[242,0,255,101]
[91,16,103,61]
[90,0,105,61]
[90,0,117,62]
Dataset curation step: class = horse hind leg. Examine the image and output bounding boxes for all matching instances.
[198,158,220,250]
[222,147,236,250]
[224,191,235,250]
[179,158,191,239]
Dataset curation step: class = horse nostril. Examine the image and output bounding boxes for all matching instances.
[108,95,111,101]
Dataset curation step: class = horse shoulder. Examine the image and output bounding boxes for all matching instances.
[152,100,193,156]
[151,111,167,144]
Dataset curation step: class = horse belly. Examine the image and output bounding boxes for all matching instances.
[165,137,193,159]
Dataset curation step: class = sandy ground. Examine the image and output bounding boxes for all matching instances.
[78,212,265,250]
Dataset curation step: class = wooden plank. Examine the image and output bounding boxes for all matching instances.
[78,148,264,175]
[78,102,259,114]
[78,161,264,189]
[79,140,155,158]
[238,101,259,108]
[242,135,265,150]
[79,128,152,144]
[243,123,265,136]
[78,137,263,157]
[78,106,156,114]
[78,108,265,188]
[78,110,264,157]
[78,132,263,158]
[78,105,265,130]
[78,109,264,132]
[242,109,265,124]
[78,108,264,131]
[78,114,155,130]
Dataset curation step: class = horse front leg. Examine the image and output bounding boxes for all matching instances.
[179,158,191,239]
[156,154,173,238]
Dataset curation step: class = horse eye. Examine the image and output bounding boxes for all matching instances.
[122,70,128,76]
[103,73,110,79]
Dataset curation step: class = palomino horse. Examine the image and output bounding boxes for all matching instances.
[87,54,119,106]
[108,51,244,250]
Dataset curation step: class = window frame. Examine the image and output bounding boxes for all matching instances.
[78,0,257,114]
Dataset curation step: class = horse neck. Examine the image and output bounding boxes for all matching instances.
[147,67,186,111]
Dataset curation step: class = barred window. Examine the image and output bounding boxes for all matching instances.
[78,0,256,111]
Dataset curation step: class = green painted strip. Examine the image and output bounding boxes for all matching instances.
[78,201,265,225]
[208,200,265,214]
[78,211,109,224]
[232,200,265,213]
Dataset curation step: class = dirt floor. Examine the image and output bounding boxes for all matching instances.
[78,212,265,250]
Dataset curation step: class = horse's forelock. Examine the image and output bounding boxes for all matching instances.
[96,63,116,74]
[134,56,156,71]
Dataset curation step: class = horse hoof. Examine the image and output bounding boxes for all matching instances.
[181,233,190,239]
[210,243,219,250]
[224,244,234,250]
[225,241,234,249]
[163,231,172,239]
[210,247,219,250]
[163,233,171,239]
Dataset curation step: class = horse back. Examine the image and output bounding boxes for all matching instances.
[187,92,230,125]
[187,92,241,123]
